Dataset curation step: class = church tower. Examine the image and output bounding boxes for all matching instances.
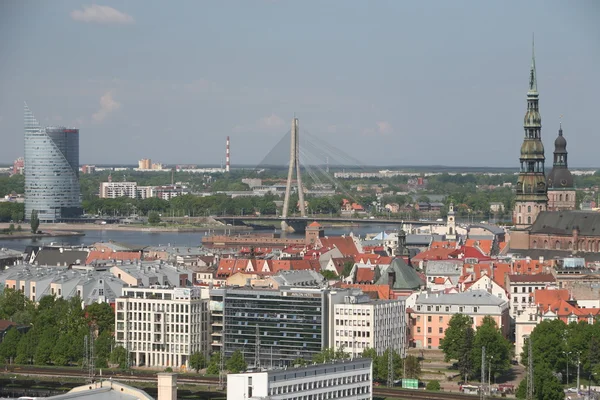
[446,203,457,241]
[513,38,548,229]
[547,123,576,211]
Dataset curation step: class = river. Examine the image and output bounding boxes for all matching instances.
[0,224,402,252]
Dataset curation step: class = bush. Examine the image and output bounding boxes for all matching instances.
[426,380,441,391]
[164,367,173,372]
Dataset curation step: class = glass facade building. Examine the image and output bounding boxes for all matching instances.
[210,287,352,367]
[24,103,82,222]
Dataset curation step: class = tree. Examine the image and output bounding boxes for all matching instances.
[0,288,33,320]
[35,330,56,365]
[515,378,527,399]
[321,270,338,280]
[226,350,247,373]
[0,327,21,363]
[95,330,114,369]
[313,347,349,364]
[109,346,129,369]
[457,326,474,382]
[439,314,472,362]
[30,209,39,233]
[148,211,161,225]
[189,352,206,373]
[15,330,36,365]
[86,302,115,335]
[361,348,380,380]
[206,352,221,375]
[426,380,441,391]
[341,262,354,278]
[533,363,565,400]
[293,357,308,367]
[471,316,511,379]
[404,355,421,379]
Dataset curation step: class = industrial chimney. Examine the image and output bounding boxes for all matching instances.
[226,136,230,172]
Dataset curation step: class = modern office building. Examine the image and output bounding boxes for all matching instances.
[210,284,355,367]
[227,358,373,400]
[333,293,406,358]
[24,103,81,222]
[115,286,210,369]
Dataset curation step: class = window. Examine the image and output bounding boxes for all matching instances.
[439,327,443,334]
[428,327,432,333]
[473,307,478,313]
[427,316,432,322]
[417,327,421,333]
[439,316,443,323]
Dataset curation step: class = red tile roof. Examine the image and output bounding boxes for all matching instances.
[465,239,493,256]
[85,250,141,265]
[318,236,360,257]
[340,283,391,300]
[412,248,455,262]
[308,221,322,228]
[356,268,376,283]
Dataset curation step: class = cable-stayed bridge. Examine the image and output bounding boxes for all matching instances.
[215,116,437,232]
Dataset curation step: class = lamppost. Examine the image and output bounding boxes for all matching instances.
[563,351,572,387]
[488,355,494,395]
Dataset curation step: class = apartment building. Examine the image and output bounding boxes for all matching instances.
[333,293,406,358]
[99,181,138,199]
[227,358,373,400]
[115,286,210,369]
[210,283,355,367]
[409,290,509,349]
[505,274,556,318]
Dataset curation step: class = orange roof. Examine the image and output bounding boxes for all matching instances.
[340,283,390,300]
[465,239,493,256]
[356,268,376,283]
[412,248,455,262]
[318,236,359,257]
[433,277,447,284]
[329,257,353,275]
[86,250,141,265]
[351,203,364,211]
[533,289,570,311]
[512,259,549,275]
[308,221,322,228]
[216,258,249,277]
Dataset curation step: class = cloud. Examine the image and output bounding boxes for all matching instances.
[363,121,393,136]
[70,5,134,24]
[92,91,121,123]
[233,113,286,133]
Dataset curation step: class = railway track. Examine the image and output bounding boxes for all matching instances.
[4,367,477,399]
[374,387,477,399]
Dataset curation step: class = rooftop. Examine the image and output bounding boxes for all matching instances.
[415,290,507,306]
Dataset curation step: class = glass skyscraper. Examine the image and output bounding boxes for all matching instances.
[24,103,82,222]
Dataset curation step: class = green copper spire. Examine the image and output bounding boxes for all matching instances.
[528,34,537,94]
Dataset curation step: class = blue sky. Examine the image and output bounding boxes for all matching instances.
[0,0,599,167]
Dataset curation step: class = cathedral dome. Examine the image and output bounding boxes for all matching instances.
[547,168,574,188]
[554,125,567,152]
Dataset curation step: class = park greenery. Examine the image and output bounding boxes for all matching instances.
[517,318,600,399]
[439,314,511,383]
[0,288,118,368]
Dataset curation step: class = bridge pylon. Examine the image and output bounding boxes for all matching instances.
[281,116,306,232]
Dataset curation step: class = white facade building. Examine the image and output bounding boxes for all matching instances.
[227,358,373,400]
[99,181,138,199]
[333,294,406,358]
[506,274,556,319]
[115,286,209,369]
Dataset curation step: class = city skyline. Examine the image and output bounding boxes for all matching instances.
[1,1,599,167]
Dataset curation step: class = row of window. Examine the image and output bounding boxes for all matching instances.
[270,373,370,395]
[416,305,480,313]
[335,319,371,327]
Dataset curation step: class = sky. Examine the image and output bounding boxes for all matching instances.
[0,1,599,168]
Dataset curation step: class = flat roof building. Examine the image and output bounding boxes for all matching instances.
[227,358,373,400]
[115,286,210,369]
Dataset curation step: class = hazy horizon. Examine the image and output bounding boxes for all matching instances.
[1,1,599,167]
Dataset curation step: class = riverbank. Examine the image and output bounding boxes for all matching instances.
[0,229,85,241]
[0,222,253,234]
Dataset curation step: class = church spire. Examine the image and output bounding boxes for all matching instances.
[528,35,537,94]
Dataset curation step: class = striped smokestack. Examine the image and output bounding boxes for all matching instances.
[225,136,230,172]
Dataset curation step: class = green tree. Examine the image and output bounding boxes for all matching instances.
[426,380,441,391]
[148,211,161,225]
[95,331,114,369]
[226,350,247,373]
[86,302,115,335]
[293,357,308,367]
[404,355,421,379]
[0,327,21,363]
[457,326,474,382]
[109,346,129,369]
[439,314,472,362]
[206,352,221,375]
[321,270,338,280]
[0,287,33,320]
[341,262,354,278]
[189,352,207,373]
[312,347,349,364]
[533,363,565,400]
[361,348,380,380]
[35,330,56,365]
[515,378,527,399]
[30,209,40,233]
[15,330,36,365]
[471,316,511,379]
